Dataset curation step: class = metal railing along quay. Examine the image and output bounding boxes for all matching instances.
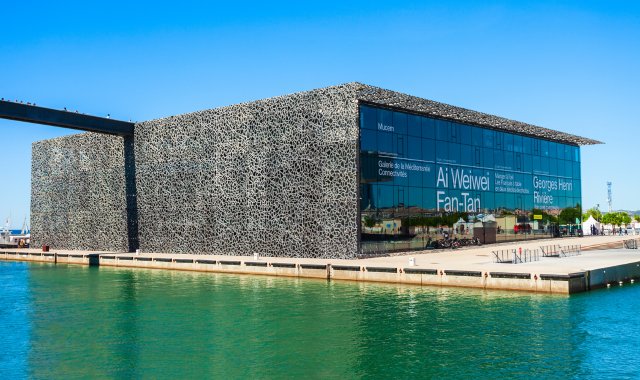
[493,248,540,264]
[540,244,581,258]
[623,238,640,249]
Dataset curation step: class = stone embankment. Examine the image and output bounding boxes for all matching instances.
[2,236,639,294]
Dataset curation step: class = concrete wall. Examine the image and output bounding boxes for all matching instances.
[31,133,129,251]
[31,85,360,258]
[133,83,360,258]
[11,250,640,294]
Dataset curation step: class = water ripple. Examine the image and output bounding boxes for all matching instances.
[0,261,639,378]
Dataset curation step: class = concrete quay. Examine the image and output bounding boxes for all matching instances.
[2,235,639,294]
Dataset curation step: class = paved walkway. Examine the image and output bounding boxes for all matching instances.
[3,235,637,275]
[3,235,639,294]
[366,235,638,273]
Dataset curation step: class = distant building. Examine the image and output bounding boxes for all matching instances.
[31,83,600,258]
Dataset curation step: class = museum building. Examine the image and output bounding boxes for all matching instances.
[31,83,600,259]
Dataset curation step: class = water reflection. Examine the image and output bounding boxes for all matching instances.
[114,270,140,379]
[0,262,31,379]
[1,263,638,378]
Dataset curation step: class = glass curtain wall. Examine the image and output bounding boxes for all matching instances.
[359,104,582,255]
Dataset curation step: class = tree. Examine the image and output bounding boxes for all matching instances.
[363,215,377,228]
[602,212,632,227]
[601,212,617,226]
[442,212,468,227]
[634,215,640,223]
[532,208,557,223]
[559,206,582,225]
[583,207,602,222]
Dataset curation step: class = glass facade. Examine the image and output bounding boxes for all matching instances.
[359,104,582,254]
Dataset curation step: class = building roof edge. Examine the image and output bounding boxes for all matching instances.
[354,83,602,146]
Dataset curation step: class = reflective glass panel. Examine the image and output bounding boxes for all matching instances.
[359,104,582,254]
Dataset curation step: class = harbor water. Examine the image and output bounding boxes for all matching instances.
[1,261,639,378]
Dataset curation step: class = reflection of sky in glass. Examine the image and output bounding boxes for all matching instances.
[359,104,583,225]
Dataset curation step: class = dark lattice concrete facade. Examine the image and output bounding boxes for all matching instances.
[31,83,599,258]
[31,133,129,251]
[133,84,360,258]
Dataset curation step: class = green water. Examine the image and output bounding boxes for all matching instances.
[1,261,639,379]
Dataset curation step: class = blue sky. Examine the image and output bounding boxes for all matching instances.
[1,1,639,227]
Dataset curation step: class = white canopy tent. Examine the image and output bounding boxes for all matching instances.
[452,217,475,235]
[582,215,601,235]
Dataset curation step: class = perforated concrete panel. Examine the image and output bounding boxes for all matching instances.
[31,133,129,251]
[133,83,360,258]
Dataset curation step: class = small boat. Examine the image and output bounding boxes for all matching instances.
[0,219,16,248]
[0,217,30,248]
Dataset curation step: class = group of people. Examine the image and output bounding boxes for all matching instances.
[590,224,633,236]
[610,227,630,236]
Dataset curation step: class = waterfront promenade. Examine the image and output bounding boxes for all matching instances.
[2,235,638,294]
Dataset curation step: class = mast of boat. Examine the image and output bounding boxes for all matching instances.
[21,216,27,235]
